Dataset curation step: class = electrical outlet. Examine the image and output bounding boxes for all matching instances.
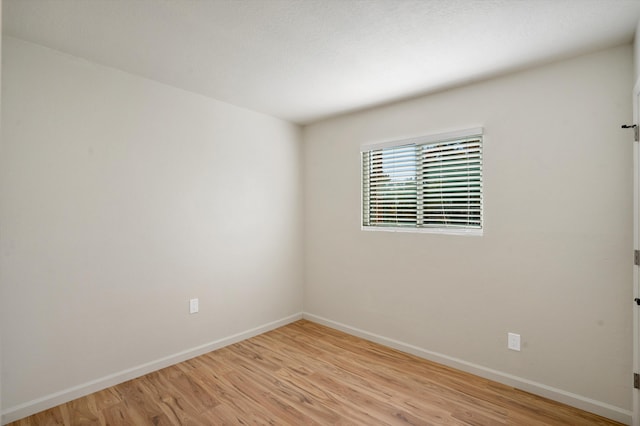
[189,298,199,314]
[508,332,521,351]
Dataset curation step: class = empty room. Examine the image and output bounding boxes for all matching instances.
[2,0,640,424]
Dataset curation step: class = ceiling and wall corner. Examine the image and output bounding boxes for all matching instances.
[3,0,640,124]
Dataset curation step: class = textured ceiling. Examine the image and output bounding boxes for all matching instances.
[3,0,640,124]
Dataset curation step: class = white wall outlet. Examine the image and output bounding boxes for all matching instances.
[508,332,521,351]
[189,298,199,314]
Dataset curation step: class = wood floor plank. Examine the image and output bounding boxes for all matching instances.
[100,400,153,426]
[227,351,342,424]
[176,357,290,425]
[8,320,625,425]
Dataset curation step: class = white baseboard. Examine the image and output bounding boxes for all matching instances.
[1,312,303,425]
[303,312,632,425]
[4,311,630,425]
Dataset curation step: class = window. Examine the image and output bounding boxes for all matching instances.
[361,128,483,235]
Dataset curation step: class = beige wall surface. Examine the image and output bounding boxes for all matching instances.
[303,45,634,411]
[0,37,303,411]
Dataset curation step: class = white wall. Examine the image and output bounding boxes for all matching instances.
[0,37,303,419]
[303,45,633,418]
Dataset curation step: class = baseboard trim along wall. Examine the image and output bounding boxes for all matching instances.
[3,311,631,425]
[0,312,303,425]
[302,312,633,425]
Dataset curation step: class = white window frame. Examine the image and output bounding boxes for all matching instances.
[361,127,483,236]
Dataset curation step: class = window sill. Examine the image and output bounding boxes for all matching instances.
[361,226,483,237]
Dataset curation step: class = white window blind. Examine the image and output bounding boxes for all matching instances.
[362,129,483,232]
[362,145,418,227]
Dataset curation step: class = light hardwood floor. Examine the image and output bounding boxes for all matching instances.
[9,320,623,425]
